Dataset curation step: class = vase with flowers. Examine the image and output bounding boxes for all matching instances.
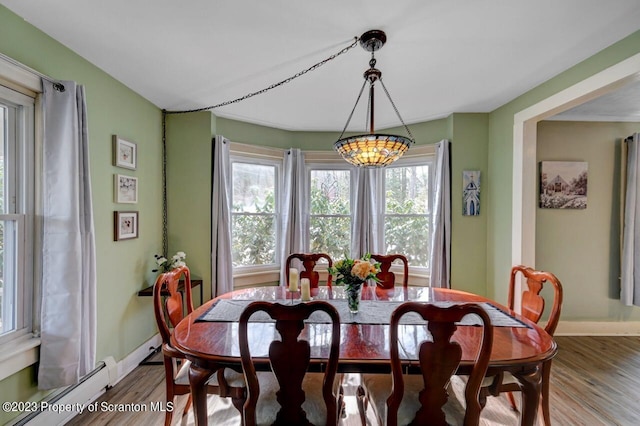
[328,253,380,313]
[152,251,187,273]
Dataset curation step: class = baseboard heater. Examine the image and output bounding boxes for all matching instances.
[11,356,118,426]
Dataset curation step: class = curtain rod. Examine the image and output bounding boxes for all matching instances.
[0,52,65,91]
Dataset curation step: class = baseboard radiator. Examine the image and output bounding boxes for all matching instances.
[11,356,118,426]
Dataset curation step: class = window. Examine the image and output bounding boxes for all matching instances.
[308,167,352,261]
[230,158,280,270]
[0,84,35,344]
[384,162,432,268]
[306,149,434,276]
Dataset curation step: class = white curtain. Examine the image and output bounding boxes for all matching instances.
[279,148,308,282]
[429,139,451,288]
[38,80,97,389]
[621,133,640,306]
[211,135,233,297]
[351,167,384,258]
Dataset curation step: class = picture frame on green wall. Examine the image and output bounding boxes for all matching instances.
[463,170,480,216]
[114,211,139,241]
[113,135,137,170]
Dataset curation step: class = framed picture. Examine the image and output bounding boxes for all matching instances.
[114,211,138,241]
[463,170,481,216]
[539,161,588,209]
[113,135,137,170]
[114,174,138,204]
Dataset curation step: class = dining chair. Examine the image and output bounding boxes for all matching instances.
[358,302,493,426]
[370,253,409,289]
[238,300,341,426]
[285,252,333,289]
[152,265,246,425]
[480,265,563,426]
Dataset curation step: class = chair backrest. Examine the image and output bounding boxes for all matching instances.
[238,301,341,426]
[387,302,493,426]
[370,254,409,289]
[507,265,563,335]
[285,253,333,289]
[153,265,193,346]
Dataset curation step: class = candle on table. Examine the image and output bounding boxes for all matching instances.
[289,268,299,292]
[300,278,311,301]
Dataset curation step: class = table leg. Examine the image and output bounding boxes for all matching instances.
[514,366,542,426]
[189,363,213,426]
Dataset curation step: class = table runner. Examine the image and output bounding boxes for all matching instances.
[196,299,529,328]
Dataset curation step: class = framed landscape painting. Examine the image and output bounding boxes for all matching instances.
[539,161,588,209]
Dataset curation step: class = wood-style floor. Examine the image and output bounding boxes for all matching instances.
[66,336,640,425]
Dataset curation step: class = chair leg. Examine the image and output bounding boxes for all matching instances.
[507,391,518,412]
[356,385,368,425]
[182,394,192,417]
[163,361,175,426]
[540,360,552,426]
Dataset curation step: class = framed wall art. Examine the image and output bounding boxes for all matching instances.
[113,135,137,170]
[539,161,588,209]
[114,174,138,204]
[463,170,480,216]
[114,211,138,241]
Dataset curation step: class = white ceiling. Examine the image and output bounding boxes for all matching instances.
[3,0,640,132]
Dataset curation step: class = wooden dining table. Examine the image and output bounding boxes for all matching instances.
[171,285,557,425]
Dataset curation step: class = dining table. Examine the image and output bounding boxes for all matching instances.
[171,285,557,426]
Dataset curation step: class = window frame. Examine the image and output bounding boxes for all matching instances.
[306,162,355,261]
[0,56,40,380]
[381,153,435,276]
[229,148,283,275]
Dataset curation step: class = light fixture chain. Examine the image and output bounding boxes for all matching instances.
[379,78,415,142]
[161,110,168,257]
[166,37,359,115]
[338,79,368,140]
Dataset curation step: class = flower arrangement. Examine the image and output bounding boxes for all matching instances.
[328,254,381,286]
[328,253,380,313]
[152,251,186,273]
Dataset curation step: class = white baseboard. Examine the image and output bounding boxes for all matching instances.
[555,321,640,336]
[14,333,161,426]
[115,333,162,385]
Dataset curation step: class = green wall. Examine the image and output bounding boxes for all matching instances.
[537,120,640,321]
[451,114,489,295]
[165,112,216,302]
[486,30,640,304]
[1,7,163,421]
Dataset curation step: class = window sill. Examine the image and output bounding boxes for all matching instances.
[0,335,40,381]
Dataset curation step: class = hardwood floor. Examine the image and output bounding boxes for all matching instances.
[66,336,640,425]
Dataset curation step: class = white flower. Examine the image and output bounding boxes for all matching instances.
[176,251,186,258]
[156,257,167,265]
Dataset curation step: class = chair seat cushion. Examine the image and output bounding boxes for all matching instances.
[362,373,465,425]
[253,371,338,426]
[481,371,519,388]
[175,360,245,388]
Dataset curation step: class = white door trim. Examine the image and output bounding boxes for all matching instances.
[512,52,640,268]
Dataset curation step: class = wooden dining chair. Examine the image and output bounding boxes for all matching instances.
[285,252,333,289]
[238,300,341,426]
[358,302,493,426]
[370,253,409,289]
[480,265,563,426]
[152,266,246,425]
